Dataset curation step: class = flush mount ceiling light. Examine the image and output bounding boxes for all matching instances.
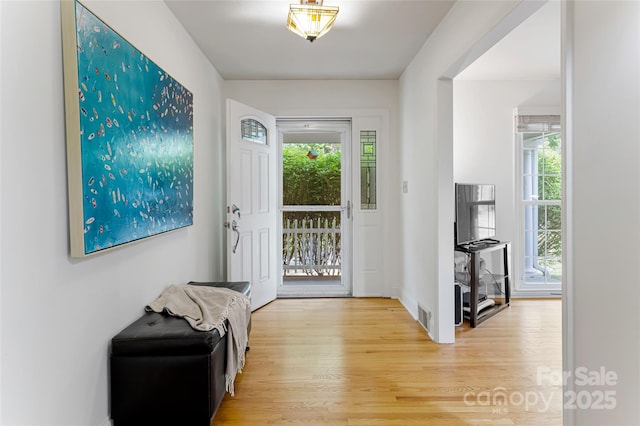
[286,0,339,42]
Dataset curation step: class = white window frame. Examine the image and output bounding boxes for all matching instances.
[513,107,563,296]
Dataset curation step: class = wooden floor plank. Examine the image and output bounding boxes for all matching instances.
[213,298,561,425]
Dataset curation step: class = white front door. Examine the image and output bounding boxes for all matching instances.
[226,99,277,310]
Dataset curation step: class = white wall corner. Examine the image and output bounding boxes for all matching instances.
[560,2,574,425]
[436,78,455,344]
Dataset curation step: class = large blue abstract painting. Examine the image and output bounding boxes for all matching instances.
[62,0,193,256]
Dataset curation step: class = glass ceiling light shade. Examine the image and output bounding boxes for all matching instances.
[287,0,339,42]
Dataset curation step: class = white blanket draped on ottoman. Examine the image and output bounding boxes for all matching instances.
[146,284,251,396]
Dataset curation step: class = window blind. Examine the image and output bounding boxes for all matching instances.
[515,114,561,133]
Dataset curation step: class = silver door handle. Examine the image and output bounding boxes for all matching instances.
[231,220,240,254]
[224,220,241,254]
[342,200,351,219]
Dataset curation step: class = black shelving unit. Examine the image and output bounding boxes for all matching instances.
[455,240,511,328]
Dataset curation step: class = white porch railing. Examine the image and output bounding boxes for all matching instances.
[282,217,342,277]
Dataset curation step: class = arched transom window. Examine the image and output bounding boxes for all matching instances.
[241,118,267,144]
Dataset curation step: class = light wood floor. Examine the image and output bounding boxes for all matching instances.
[213,298,562,425]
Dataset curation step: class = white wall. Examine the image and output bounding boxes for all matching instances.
[224,80,401,298]
[399,1,531,343]
[224,80,398,117]
[453,79,560,289]
[0,1,225,425]
[3,1,638,424]
[566,1,640,424]
[0,1,3,420]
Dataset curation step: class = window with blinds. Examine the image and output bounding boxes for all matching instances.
[516,113,562,291]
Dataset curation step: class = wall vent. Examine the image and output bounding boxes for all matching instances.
[417,304,431,332]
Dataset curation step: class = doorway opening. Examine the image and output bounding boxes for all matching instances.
[277,119,352,297]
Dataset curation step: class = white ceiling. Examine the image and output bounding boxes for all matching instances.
[165,0,454,80]
[457,0,560,80]
[165,0,560,81]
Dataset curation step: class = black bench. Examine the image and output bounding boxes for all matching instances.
[109,281,251,426]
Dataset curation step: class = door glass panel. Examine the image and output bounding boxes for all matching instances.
[282,142,341,206]
[360,130,377,210]
[241,118,267,144]
[282,211,341,278]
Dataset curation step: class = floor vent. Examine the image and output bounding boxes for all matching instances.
[418,304,430,332]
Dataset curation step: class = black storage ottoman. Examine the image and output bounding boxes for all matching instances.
[110,281,251,426]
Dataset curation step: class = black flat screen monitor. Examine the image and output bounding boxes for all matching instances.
[455,183,496,245]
